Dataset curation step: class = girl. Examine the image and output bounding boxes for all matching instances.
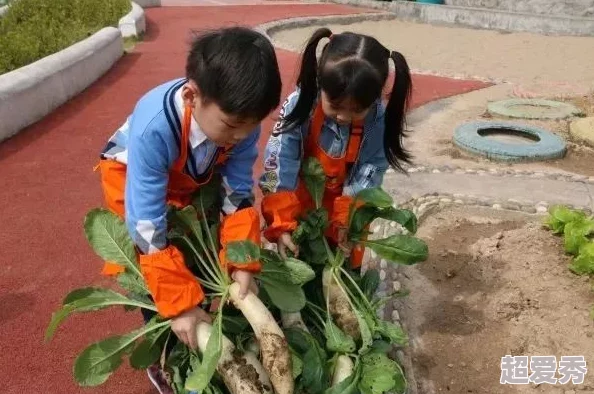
[97,27,282,393]
[259,27,412,269]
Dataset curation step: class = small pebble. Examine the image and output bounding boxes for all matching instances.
[492,203,502,210]
[380,259,388,269]
[536,205,548,214]
[447,364,454,368]
[392,310,400,321]
[393,281,401,292]
[371,251,378,259]
[454,199,464,204]
[440,198,452,204]
[380,270,387,280]
[432,169,441,174]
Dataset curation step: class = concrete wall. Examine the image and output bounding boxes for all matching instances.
[330,0,594,36]
[0,28,123,142]
[444,0,594,17]
[134,0,160,7]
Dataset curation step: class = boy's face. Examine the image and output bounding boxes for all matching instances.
[320,91,371,126]
[182,83,260,147]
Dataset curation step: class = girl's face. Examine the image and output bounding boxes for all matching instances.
[182,82,260,147]
[320,91,371,125]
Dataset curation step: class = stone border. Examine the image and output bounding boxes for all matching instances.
[487,98,585,120]
[387,162,594,184]
[254,11,397,52]
[119,2,146,38]
[328,0,594,37]
[0,27,123,142]
[134,0,160,7]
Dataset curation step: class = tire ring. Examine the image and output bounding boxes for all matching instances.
[487,99,584,120]
[453,121,567,162]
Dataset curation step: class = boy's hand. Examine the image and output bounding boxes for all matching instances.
[171,307,212,350]
[337,227,354,257]
[231,270,259,300]
[277,232,299,259]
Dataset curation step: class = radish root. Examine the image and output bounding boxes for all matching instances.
[229,282,294,394]
[332,355,354,386]
[322,268,360,340]
[196,323,273,394]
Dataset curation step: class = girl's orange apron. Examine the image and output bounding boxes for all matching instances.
[97,106,227,275]
[295,103,366,267]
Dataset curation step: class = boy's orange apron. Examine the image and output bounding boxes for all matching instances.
[98,106,228,275]
[295,103,366,268]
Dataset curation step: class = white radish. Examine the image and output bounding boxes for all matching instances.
[196,322,273,394]
[322,268,360,340]
[229,282,294,394]
[281,312,309,333]
[332,355,355,386]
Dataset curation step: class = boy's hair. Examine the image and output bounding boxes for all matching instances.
[186,27,282,121]
[283,28,413,173]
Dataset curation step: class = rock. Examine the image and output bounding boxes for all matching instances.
[393,281,402,292]
[570,117,594,147]
[392,310,400,321]
[537,205,548,214]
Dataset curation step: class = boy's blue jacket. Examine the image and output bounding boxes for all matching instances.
[102,78,259,255]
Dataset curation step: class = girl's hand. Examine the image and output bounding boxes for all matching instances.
[231,270,259,300]
[277,232,299,259]
[337,227,354,256]
[171,307,212,350]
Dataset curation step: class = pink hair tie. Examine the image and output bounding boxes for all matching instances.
[329,34,334,40]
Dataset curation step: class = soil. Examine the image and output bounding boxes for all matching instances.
[396,206,594,394]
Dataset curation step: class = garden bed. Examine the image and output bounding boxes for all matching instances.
[396,205,594,393]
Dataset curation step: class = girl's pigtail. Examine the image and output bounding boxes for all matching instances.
[282,27,333,130]
[384,50,413,172]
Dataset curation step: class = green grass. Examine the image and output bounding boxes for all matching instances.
[0,0,131,75]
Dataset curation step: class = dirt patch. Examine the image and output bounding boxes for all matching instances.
[397,206,594,394]
[260,332,291,383]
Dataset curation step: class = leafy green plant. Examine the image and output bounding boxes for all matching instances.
[284,158,429,393]
[0,0,130,74]
[544,205,594,274]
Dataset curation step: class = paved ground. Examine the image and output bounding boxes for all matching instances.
[0,3,489,393]
[272,18,594,97]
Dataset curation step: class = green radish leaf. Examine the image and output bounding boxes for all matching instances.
[376,321,408,346]
[260,277,306,312]
[370,340,392,354]
[301,157,326,209]
[129,330,165,370]
[363,235,428,265]
[192,177,220,215]
[170,365,186,394]
[172,205,203,242]
[185,316,223,392]
[117,271,149,296]
[563,218,594,255]
[355,309,373,354]
[84,208,138,273]
[73,322,167,386]
[349,206,379,239]
[379,207,417,234]
[325,320,356,353]
[570,243,594,275]
[354,188,393,208]
[361,269,380,299]
[302,341,331,394]
[359,353,406,394]
[283,258,316,285]
[209,223,220,250]
[544,205,586,234]
[292,349,304,379]
[46,288,152,341]
[225,240,260,264]
[285,327,314,354]
[74,334,137,386]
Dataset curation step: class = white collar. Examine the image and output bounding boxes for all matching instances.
[174,85,208,149]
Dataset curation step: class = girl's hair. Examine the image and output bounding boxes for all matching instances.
[186,27,282,121]
[283,28,413,172]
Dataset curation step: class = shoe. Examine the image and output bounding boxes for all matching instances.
[146,364,174,394]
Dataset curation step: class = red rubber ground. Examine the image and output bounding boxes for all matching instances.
[0,4,490,393]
